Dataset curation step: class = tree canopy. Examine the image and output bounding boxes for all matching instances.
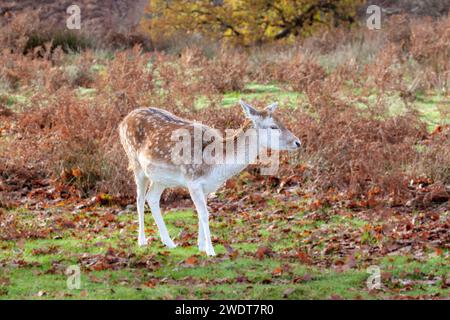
[141,0,363,45]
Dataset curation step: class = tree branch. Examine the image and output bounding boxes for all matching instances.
[274,1,340,40]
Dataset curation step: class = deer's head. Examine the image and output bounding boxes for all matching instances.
[239,100,301,151]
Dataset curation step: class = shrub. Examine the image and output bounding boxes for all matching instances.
[203,47,249,94]
[285,80,429,204]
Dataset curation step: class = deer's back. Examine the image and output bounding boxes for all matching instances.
[119,107,219,181]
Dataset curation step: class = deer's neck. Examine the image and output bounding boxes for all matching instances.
[225,119,258,165]
[205,120,260,192]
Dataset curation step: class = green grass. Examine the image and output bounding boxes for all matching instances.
[0,206,448,300]
[0,266,368,299]
[415,93,450,127]
[221,83,304,108]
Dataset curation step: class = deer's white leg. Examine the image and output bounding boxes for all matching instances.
[135,171,148,247]
[188,183,215,256]
[198,220,206,252]
[146,182,176,249]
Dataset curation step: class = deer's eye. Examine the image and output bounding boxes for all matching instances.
[270,125,279,130]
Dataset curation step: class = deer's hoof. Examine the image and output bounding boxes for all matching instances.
[206,248,216,256]
[163,239,177,249]
[138,237,147,247]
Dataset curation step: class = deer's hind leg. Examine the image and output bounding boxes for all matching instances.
[135,170,149,247]
[146,181,176,249]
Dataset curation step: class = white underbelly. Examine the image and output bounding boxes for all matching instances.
[147,169,186,187]
[138,156,187,188]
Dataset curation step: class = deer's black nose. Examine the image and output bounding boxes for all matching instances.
[295,140,301,148]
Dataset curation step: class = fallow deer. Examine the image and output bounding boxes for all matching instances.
[119,100,301,256]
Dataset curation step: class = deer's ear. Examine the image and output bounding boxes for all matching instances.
[239,100,259,119]
[265,102,278,114]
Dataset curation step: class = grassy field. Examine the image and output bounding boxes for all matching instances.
[1,203,448,299]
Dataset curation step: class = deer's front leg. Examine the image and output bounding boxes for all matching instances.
[198,220,206,252]
[188,183,215,256]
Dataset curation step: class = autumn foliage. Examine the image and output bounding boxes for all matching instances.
[0,11,449,213]
[141,0,363,46]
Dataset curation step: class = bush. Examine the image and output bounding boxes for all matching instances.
[289,83,428,203]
